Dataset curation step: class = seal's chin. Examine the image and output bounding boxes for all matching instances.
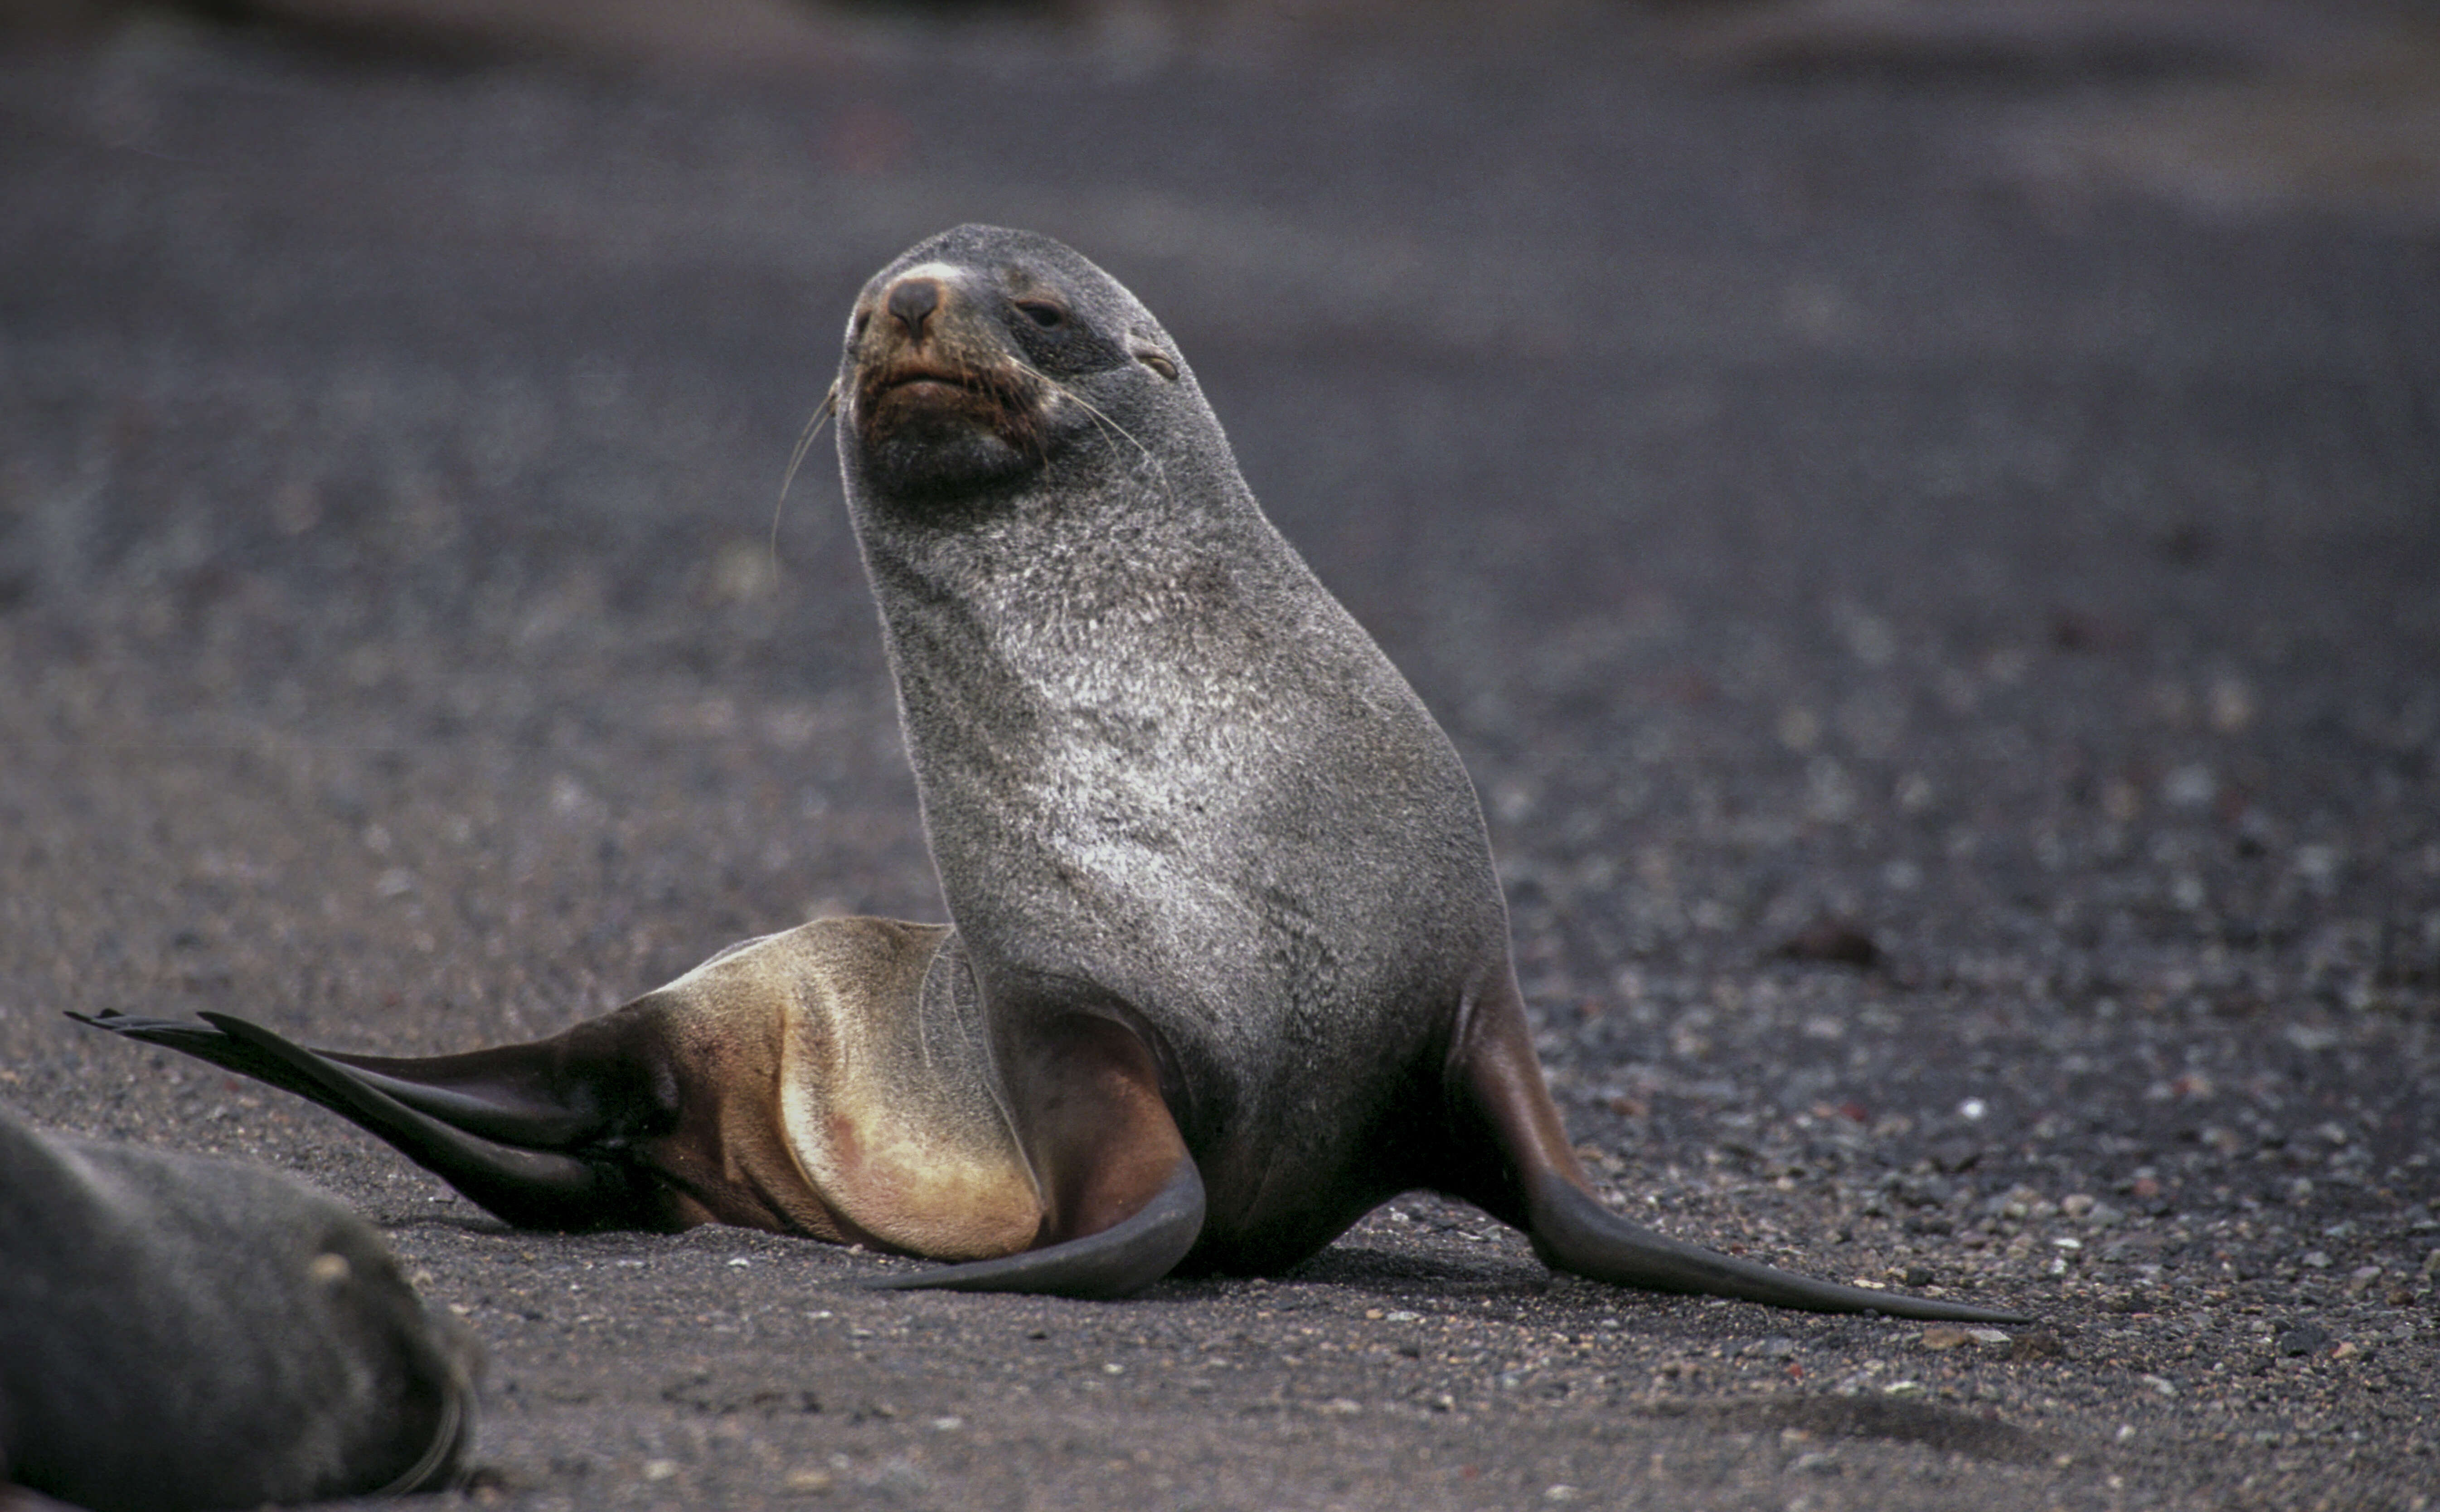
[852,361,1050,500]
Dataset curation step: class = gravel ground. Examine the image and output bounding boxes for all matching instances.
[2,5,2436,1509]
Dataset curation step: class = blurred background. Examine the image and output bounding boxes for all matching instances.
[3,3,2437,1505]
[3,0,2435,1163]
[4,0,2433,977]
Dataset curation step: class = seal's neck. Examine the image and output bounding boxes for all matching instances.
[857,457,1280,659]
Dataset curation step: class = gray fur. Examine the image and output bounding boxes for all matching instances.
[54,225,2022,1323]
[0,1107,476,1512]
[839,226,1522,1270]
[833,227,2029,1324]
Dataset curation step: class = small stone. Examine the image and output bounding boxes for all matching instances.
[643,1460,679,1483]
[2276,1323,2329,1357]
[783,1468,835,1493]
[2008,1331,2067,1361]
[1775,918,1882,969]
[1919,1326,1971,1351]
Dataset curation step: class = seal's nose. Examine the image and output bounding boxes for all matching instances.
[885,277,943,340]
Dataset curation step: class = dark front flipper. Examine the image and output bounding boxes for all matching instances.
[863,1010,1203,1299]
[70,1010,669,1232]
[1524,1171,2028,1323]
[863,1156,1204,1299]
[1444,980,2033,1325]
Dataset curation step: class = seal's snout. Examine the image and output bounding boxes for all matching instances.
[885,276,945,342]
[846,259,1057,492]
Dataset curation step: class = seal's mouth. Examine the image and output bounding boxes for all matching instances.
[873,360,989,398]
[843,273,1061,488]
[849,347,1053,481]
[855,349,1045,433]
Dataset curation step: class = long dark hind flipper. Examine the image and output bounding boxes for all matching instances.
[1444,979,2033,1325]
[70,1009,666,1231]
[72,1009,644,1148]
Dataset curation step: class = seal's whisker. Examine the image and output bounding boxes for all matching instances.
[1004,354,1173,500]
[771,378,840,567]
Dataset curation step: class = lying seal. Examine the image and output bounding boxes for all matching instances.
[79,226,2024,1324]
[0,1106,476,1512]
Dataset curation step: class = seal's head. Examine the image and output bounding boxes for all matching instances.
[837,225,1190,509]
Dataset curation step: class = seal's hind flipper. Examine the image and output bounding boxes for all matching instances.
[72,1009,330,1102]
[1444,981,2033,1325]
[70,1009,626,1147]
[862,1155,1203,1299]
[71,1009,667,1232]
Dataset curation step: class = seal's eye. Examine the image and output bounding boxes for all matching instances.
[1014,300,1066,330]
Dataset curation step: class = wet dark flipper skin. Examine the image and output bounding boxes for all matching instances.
[69,1009,341,1111]
[69,1010,661,1231]
[1447,978,2033,1324]
[1525,1172,2032,1324]
[72,1008,641,1148]
[861,1157,1205,1299]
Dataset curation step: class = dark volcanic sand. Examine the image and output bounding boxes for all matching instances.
[1,6,2435,1509]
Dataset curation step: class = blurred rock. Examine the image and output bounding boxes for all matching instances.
[1775,917,1885,969]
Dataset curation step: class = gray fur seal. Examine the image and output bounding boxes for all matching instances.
[0,1106,475,1512]
[77,226,2025,1325]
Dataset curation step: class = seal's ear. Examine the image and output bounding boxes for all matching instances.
[864,1015,1203,1298]
[1130,342,1179,381]
[1440,982,2033,1325]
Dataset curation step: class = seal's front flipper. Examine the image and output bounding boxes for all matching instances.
[1523,1170,2029,1323]
[863,1155,1203,1299]
[70,1009,669,1232]
[1445,981,2033,1325]
[864,1012,1203,1298]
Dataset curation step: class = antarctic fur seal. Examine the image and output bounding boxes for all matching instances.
[78,226,2025,1324]
[0,1106,476,1512]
